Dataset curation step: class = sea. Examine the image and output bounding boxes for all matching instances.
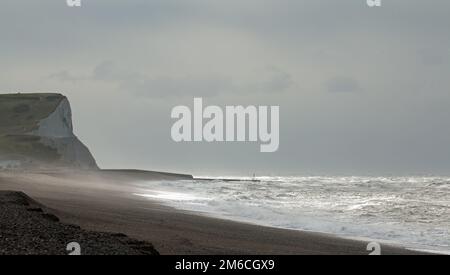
[133,176,450,254]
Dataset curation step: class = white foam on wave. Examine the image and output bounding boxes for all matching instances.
[133,176,450,253]
[135,191,210,202]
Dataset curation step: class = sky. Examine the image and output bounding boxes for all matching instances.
[1,0,450,176]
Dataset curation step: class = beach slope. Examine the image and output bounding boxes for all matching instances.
[0,170,426,255]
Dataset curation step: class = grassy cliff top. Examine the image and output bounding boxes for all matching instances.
[0,93,65,136]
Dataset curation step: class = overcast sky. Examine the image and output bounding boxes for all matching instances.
[1,0,450,176]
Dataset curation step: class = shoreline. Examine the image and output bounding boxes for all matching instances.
[0,170,435,255]
[134,193,448,255]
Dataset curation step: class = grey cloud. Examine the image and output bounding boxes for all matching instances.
[123,75,235,98]
[48,71,81,83]
[326,77,362,94]
[3,0,450,175]
[256,68,294,94]
[91,62,234,97]
[50,62,294,98]
[4,0,450,58]
[417,48,450,67]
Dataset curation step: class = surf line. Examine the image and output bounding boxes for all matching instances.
[171,97,279,153]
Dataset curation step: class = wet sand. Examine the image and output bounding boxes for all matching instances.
[0,170,427,255]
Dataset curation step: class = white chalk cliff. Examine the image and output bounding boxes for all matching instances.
[31,98,74,138]
[30,98,98,169]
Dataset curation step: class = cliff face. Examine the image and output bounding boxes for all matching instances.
[31,97,98,169]
[0,93,98,170]
[30,98,74,138]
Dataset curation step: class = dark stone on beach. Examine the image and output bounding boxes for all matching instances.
[0,191,159,255]
[41,213,60,222]
[136,245,160,255]
[111,233,128,238]
[68,225,81,230]
[126,240,160,255]
[27,208,43,213]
